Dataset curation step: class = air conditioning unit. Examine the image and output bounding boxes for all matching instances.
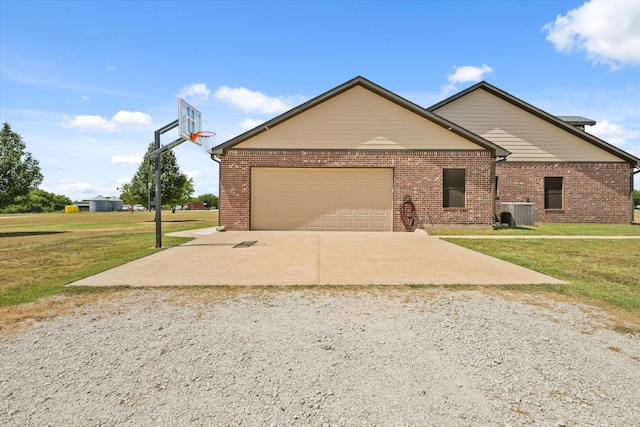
[501,203,535,226]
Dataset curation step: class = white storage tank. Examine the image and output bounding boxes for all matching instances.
[109,197,124,211]
[89,196,111,212]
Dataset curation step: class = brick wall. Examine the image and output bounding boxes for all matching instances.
[496,162,632,223]
[219,149,495,230]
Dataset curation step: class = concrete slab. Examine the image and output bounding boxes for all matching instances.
[68,230,565,287]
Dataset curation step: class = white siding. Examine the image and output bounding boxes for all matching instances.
[236,86,482,151]
[433,89,623,162]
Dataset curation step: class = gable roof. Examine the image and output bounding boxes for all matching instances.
[429,81,639,167]
[210,76,510,157]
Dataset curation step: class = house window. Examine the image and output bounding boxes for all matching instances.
[544,177,563,209]
[443,169,465,208]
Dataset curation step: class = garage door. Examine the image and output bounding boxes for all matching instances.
[251,168,393,231]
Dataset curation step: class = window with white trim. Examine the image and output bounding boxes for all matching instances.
[443,169,465,208]
[544,177,563,209]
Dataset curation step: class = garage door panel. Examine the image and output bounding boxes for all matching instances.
[251,168,393,231]
[323,219,338,229]
[340,219,355,228]
[372,220,387,230]
[339,207,354,216]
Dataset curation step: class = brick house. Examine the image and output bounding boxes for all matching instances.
[210,76,638,231]
[429,81,639,224]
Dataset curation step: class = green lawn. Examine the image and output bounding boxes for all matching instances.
[0,210,218,306]
[445,238,640,332]
[428,222,640,236]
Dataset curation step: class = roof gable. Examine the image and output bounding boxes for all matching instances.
[211,76,509,157]
[429,82,639,166]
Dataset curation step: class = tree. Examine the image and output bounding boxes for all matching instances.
[634,189,640,207]
[195,193,219,209]
[128,142,193,208]
[0,123,43,209]
[118,182,135,213]
[2,189,71,213]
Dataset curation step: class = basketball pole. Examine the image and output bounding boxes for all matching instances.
[153,119,180,248]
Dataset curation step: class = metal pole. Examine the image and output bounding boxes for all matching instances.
[151,119,180,248]
[154,130,162,248]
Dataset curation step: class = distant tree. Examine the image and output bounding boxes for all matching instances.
[129,142,194,208]
[195,193,219,209]
[179,178,195,206]
[2,189,71,213]
[0,123,43,209]
[634,189,640,207]
[118,182,135,213]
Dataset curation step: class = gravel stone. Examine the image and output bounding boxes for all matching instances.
[1,289,639,426]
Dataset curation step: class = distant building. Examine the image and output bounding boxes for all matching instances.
[183,202,207,210]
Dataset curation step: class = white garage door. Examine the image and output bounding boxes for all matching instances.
[251,168,393,231]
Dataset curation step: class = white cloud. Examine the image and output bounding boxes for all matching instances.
[63,115,117,132]
[240,118,264,129]
[185,170,203,179]
[106,64,116,71]
[448,64,494,84]
[442,64,493,95]
[111,155,143,165]
[215,86,294,114]
[43,179,119,200]
[63,110,152,132]
[178,83,211,102]
[542,1,640,70]
[117,177,131,185]
[81,96,90,102]
[112,111,152,126]
[589,120,640,146]
[54,180,96,193]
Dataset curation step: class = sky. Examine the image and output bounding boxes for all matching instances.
[1,0,639,201]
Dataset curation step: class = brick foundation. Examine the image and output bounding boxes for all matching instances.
[496,162,632,223]
[219,149,495,231]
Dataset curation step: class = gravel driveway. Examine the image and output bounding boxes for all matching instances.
[1,289,639,426]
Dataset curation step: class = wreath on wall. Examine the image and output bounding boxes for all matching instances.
[400,195,416,231]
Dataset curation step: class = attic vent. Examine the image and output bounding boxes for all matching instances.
[557,116,596,131]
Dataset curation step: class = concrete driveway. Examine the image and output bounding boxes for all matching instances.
[69,230,564,287]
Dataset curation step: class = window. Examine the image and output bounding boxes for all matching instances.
[443,169,465,208]
[544,177,563,209]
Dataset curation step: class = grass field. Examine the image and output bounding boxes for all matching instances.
[427,219,640,236]
[1,211,639,334]
[446,238,639,331]
[0,210,217,306]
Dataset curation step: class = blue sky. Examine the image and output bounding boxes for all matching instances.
[1,0,639,201]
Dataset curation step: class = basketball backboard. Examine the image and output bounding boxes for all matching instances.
[178,98,202,146]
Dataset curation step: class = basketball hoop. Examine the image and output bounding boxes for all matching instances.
[190,131,216,142]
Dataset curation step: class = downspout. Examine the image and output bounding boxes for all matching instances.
[493,156,508,225]
[491,159,496,225]
[633,167,640,224]
[210,152,221,223]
